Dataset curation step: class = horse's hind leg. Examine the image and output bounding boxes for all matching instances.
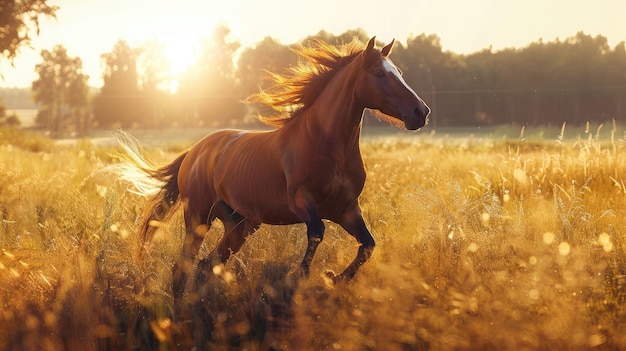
[194,201,259,293]
[172,205,214,304]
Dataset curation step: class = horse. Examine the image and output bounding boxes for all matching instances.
[117,37,430,303]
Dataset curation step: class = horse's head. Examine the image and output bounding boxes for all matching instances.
[355,37,431,130]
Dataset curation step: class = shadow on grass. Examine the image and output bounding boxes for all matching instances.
[106,262,300,350]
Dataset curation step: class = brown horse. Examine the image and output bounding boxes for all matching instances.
[118,37,430,302]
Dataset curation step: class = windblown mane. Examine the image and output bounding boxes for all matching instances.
[248,38,380,127]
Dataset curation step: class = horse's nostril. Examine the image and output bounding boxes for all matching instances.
[414,105,431,118]
[414,107,424,118]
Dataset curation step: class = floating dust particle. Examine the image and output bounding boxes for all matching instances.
[529,289,540,300]
[234,321,251,335]
[598,232,613,252]
[598,232,610,245]
[529,256,538,265]
[150,318,172,342]
[212,264,224,276]
[543,232,555,245]
[468,242,478,253]
[558,242,571,256]
[110,224,118,232]
[468,296,479,313]
[43,311,57,327]
[513,168,529,186]
[119,229,129,239]
[481,212,490,226]
[194,224,209,235]
[96,185,107,198]
[26,314,39,330]
[223,271,234,283]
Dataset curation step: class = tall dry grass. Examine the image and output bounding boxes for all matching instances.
[0,125,625,350]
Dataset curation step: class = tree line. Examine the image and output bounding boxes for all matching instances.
[4,24,626,135]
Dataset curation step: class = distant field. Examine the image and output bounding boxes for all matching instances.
[54,119,626,149]
[1,125,626,350]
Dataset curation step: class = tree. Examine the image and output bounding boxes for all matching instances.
[461,32,626,126]
[137,40,170,93]
[32,45,89,137]
[92,40,144,128]
[302,28,370,45]
[391,33,466,126]
[0,0,58,62]
[137,40,172,127]
[236,36,296,121]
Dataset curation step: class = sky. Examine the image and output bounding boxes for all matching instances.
[1,0,625,88]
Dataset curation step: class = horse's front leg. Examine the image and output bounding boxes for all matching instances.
[289,190,325,277]
[333,207,376,282]
[299,213,325,277]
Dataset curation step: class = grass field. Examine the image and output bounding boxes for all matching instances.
[1,123,626,350]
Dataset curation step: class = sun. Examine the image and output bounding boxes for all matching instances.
[160,34,199,94]
[132,1,236,93]
[164,37,198,76]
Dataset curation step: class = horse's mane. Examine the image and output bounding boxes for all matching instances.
[248,38,380,127]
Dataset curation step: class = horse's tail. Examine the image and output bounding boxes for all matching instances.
[114,132,188,244]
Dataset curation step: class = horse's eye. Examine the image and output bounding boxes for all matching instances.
[375,71,385,78]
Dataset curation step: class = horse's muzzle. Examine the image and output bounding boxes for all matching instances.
[404,104,431,130]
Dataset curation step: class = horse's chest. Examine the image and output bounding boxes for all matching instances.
[316,166,365,205]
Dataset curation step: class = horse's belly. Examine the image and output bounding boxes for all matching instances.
[217,163,300,224]
[258,208,302,225]
[220,175,359,225]
[224,192,299,224]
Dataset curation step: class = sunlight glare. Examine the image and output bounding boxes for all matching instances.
[163,35,198,75]
[132,1,234,93]
[155,34,197,94]
[168,79,180,94]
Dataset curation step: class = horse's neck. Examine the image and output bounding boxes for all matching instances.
[303,71,365,152]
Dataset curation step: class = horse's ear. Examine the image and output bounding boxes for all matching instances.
[381,39,395,57]
[366,36,376,52]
